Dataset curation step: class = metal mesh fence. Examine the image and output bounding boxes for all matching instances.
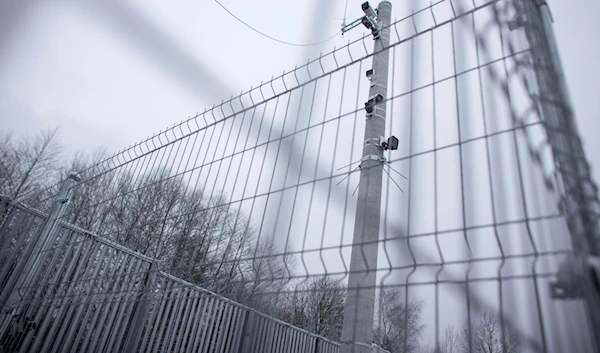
[1,0,598,352]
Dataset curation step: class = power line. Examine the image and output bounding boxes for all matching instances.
[214,0,340,47]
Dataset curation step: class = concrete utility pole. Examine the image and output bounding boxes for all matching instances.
[341,2,392,353]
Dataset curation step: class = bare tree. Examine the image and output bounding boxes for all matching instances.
[0,130,15,193]
[0,128,62,201]
[234,237,289,310]
[460,312,520,353]
[280,276,346,342]
[374,288,425,353]
[416,343,436,353]
[440,326,461,353]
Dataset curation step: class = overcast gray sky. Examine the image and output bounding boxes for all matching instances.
[0,0,597,187]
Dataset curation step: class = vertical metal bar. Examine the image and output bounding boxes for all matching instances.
[237,309,254,353]
[286,326,294,353]
[56,238,102,353]
[82,250,131,352]
[221,305,237,353]
[230,307,246,353]
[268,319,278,353]
[260,319,270,353]
[39,232,89,352]
[80,247,124,353]
[301,330,307,352]
[181,294,202,353]
[294,330,300,353]
[300,329,305,352]
[28,225,71,302]
[0,209,33,304]
[280,324,287,353]
[174,291,198,353]
[291,327,298,353]
[299,331,305,353]
[139,276,169,353]
[267,320,277,353]
[186,295,209,353]
[198,298,220,353]
[290,326,297,353]
[192,296,215,353]
[285,327,293,353]
[0,196,11,228]
[7,215,76,350]
[271,323,280,353]
[222,305,238,353]
[32,229,85,353]
[341,2,392,353]
[212,301,228,353]
[0,201,23,250]
[70,244,110,352]
[102,258,147,353]
[151,285,178,353]
[254,316,266,353]
[110,263,152,352]
[205,300,225,353]
[216,303,234,353]
[79,247,118,352]
[164,287,189,353]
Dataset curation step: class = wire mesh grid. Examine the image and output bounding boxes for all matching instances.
[0,0,598,352]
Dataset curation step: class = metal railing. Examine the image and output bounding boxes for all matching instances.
[0,194,341,352]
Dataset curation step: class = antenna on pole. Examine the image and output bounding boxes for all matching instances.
[340,2,393,353]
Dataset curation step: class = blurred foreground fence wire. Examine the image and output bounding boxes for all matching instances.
[1,0,599,352]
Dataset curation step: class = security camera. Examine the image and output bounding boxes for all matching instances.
[381,136,398,150]
[364,93,384,114]
[368,93,383,104]
[361,16,375,30]
[362,2,377,20]
[387,136,399,150]
[360,2,380,38]
[361,16,380,38]
[366,69,374,80]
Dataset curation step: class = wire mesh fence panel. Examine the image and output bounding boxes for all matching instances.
[0,0,598,352]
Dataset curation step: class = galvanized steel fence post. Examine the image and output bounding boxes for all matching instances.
[0,173,80,315]
[0,173,79,351]
[341,2,392,353]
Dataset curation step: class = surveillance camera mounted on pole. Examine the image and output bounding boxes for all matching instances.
[341,1,381,39]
